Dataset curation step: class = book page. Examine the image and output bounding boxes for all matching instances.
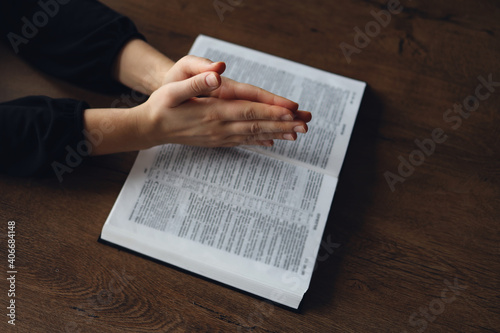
[189,35,366,178]
[102,145,337,308]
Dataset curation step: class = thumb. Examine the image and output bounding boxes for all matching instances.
[165,72,221,107]
[164,55,226,83]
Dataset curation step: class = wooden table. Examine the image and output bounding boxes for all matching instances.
[1,0,498,332]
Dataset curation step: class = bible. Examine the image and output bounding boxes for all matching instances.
[100,35,366,308]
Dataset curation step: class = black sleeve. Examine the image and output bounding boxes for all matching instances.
[0,96,88,178]
[0,0,146,94]
[0,0,145,177]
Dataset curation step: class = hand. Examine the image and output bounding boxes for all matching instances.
[136,70,311,148]
[161,55,312,122]
[161,55,226,85]
[209,76,312,123]
[89,48,312,155]
[113,41,309,125]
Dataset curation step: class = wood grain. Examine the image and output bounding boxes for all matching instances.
[1,0,499,332]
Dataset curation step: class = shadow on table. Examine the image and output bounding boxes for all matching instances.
[301,85,384,312]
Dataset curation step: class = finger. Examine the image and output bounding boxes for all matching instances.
[216,78,299,111]
[227,121,308,137]
[165,72,222,107]
[206,100,299,121]
[173,55,226,80]
[242,140,275,147]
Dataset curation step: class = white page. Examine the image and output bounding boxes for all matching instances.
[189,35,366,178]
[102,145,337,308]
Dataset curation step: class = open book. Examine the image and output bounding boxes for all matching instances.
[101,35,366,309]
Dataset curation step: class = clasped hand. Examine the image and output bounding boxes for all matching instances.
[136,55,312,148]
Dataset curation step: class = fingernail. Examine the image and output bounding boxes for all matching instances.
[283,134,295,141]
[206,73,218,87]
[281,114,293,121]
[293,126,306,133]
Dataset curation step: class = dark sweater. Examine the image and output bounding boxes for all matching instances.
[0,0,144,176]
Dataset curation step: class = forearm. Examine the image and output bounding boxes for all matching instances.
[113,39,175,95]
[83,105,150,156]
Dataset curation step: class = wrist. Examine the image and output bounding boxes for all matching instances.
[83,106,153,155]
[131,101,159,150]
[114,39,175,95]
[145,58,175,93]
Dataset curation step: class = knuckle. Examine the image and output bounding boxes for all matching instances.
[270,123,286,133]
[280,123,291,132]
[206,104,223,121]
[243,135,255,144]
[255,86,265,99]
[250,122,261,134]
[271,105,285,119]
[242,105,257,120]
[208,131,226,143]
[206,112,220,122]
[190,78,204,94]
